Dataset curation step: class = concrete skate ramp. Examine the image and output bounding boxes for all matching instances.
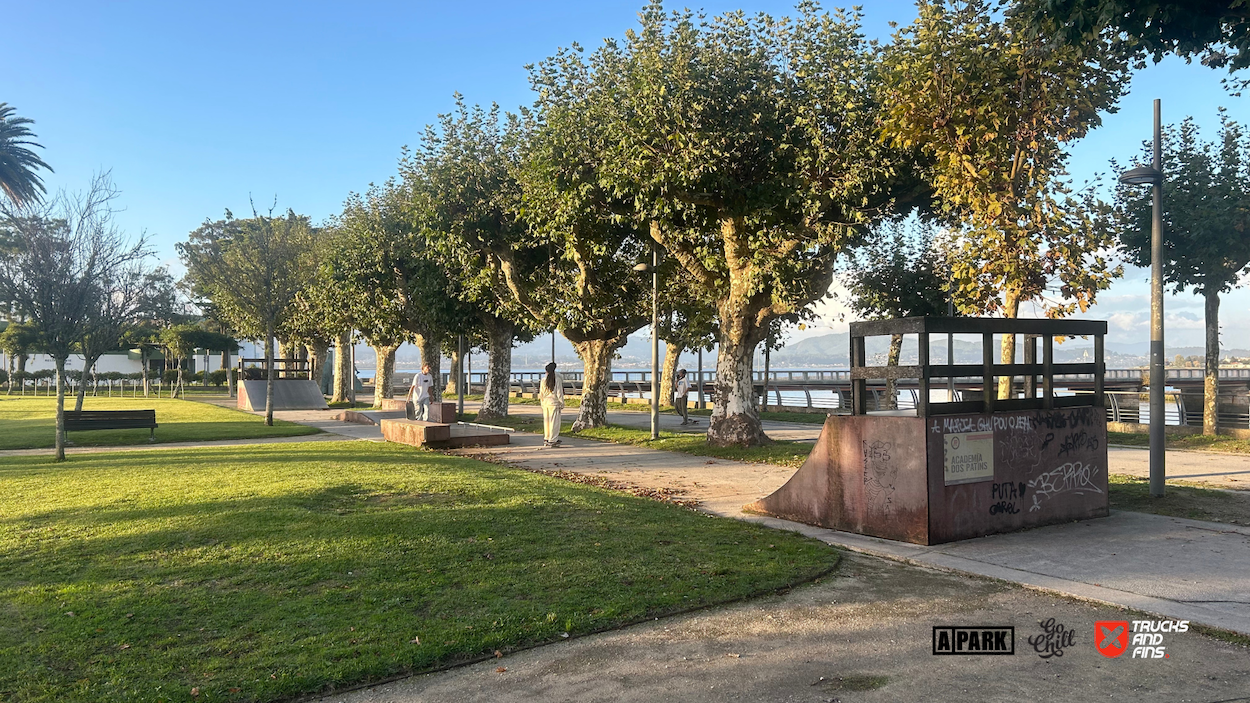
[237,379,329,411]
[746,410,1108,545]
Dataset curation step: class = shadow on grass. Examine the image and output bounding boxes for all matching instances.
[0,441,839,702]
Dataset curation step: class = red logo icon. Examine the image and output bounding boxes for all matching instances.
[1095,620,1129,658]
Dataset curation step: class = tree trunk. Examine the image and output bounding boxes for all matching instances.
[478,316,514,422]
[264,323,275,426]
[884,333,903,411]
[415,334,443,402]
[571,335,628,431]
[309,340,329,393]
[997,291,1022,400]
[372,343,398,408]
[54,356,67,462]
[706,217,771,447]
[444,345,462,396]
[222,348,234,396]
[141,350,150,398]
[1204,289,1220,435]
[332,330,352,404]
[660,338,681,408]
[709,328,768,446]
[74,357,96,412]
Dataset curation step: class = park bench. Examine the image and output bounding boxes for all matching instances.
[64,409,158,441]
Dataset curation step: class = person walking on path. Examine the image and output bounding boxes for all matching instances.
[675,368,697,425]
[539,361,565,447]
[408,363,434,421]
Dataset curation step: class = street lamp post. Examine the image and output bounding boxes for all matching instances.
[1119,98,1166,498]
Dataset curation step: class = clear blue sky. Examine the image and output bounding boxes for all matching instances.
[7,1,1249,351]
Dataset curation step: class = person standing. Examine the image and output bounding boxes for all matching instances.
[538,361,565,447]
[408,363,434,421]
[674,368,697,425]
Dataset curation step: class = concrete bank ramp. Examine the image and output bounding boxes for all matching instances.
[237,380,329,411]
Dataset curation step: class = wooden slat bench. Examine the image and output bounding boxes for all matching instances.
[64,410,158,441]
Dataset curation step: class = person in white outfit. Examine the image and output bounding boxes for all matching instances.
[675,368,697,425]
[538,361,564,447]
[408,363,434,421]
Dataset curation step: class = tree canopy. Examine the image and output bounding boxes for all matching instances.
[1013,0,1250,71]
[0,103,53,207]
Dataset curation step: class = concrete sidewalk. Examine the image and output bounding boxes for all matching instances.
[449,430,1250,637]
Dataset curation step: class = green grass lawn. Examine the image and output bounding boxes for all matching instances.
[1109,431,1250,454]
[0,397,319,450]
[1109,473,1250,524]
[0,441,839,702]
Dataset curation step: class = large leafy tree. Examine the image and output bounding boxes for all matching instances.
[1013,0,1250,72]
[178,207,314,425]
[1111,114,1250,434]
[507,57,653,430]
[0,103,53,207]
[881,0,1129,398]
[403,101,543,422]
[326,183,474,408]
[586,3,925,446]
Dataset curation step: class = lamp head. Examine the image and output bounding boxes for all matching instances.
[1118,165,1163,186]
[632,262,651,273]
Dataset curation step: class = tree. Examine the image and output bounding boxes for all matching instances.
[404,101,543,422]
[586,4,925,446]
[844,219,950,409]
[499,59,656,430]
[1013,0,1250,72]
[0,320,38,394]
[1111,114,1250,434]
[73,256,155,411]
[881,0,1128,399]
[178,206,313,425]
[327,183,473,408]
[0,103,53,207]
[158,324,200,398]
[0,174,148,460]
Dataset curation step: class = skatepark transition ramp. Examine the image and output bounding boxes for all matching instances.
[747,316,1110,545]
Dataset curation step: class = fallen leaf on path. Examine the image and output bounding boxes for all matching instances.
[496,667,507,673]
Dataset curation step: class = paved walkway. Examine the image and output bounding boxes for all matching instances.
[446,426,1250,637]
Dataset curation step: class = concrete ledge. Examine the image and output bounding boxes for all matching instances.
[380,419,451,446]
[380,398,408,412]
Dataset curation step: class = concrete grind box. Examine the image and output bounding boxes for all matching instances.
[748,317,1109,545]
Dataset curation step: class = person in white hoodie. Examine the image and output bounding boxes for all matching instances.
[407,363,434,421]
[538,361,564,447]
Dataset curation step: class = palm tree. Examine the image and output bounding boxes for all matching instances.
[0,103,53,206]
